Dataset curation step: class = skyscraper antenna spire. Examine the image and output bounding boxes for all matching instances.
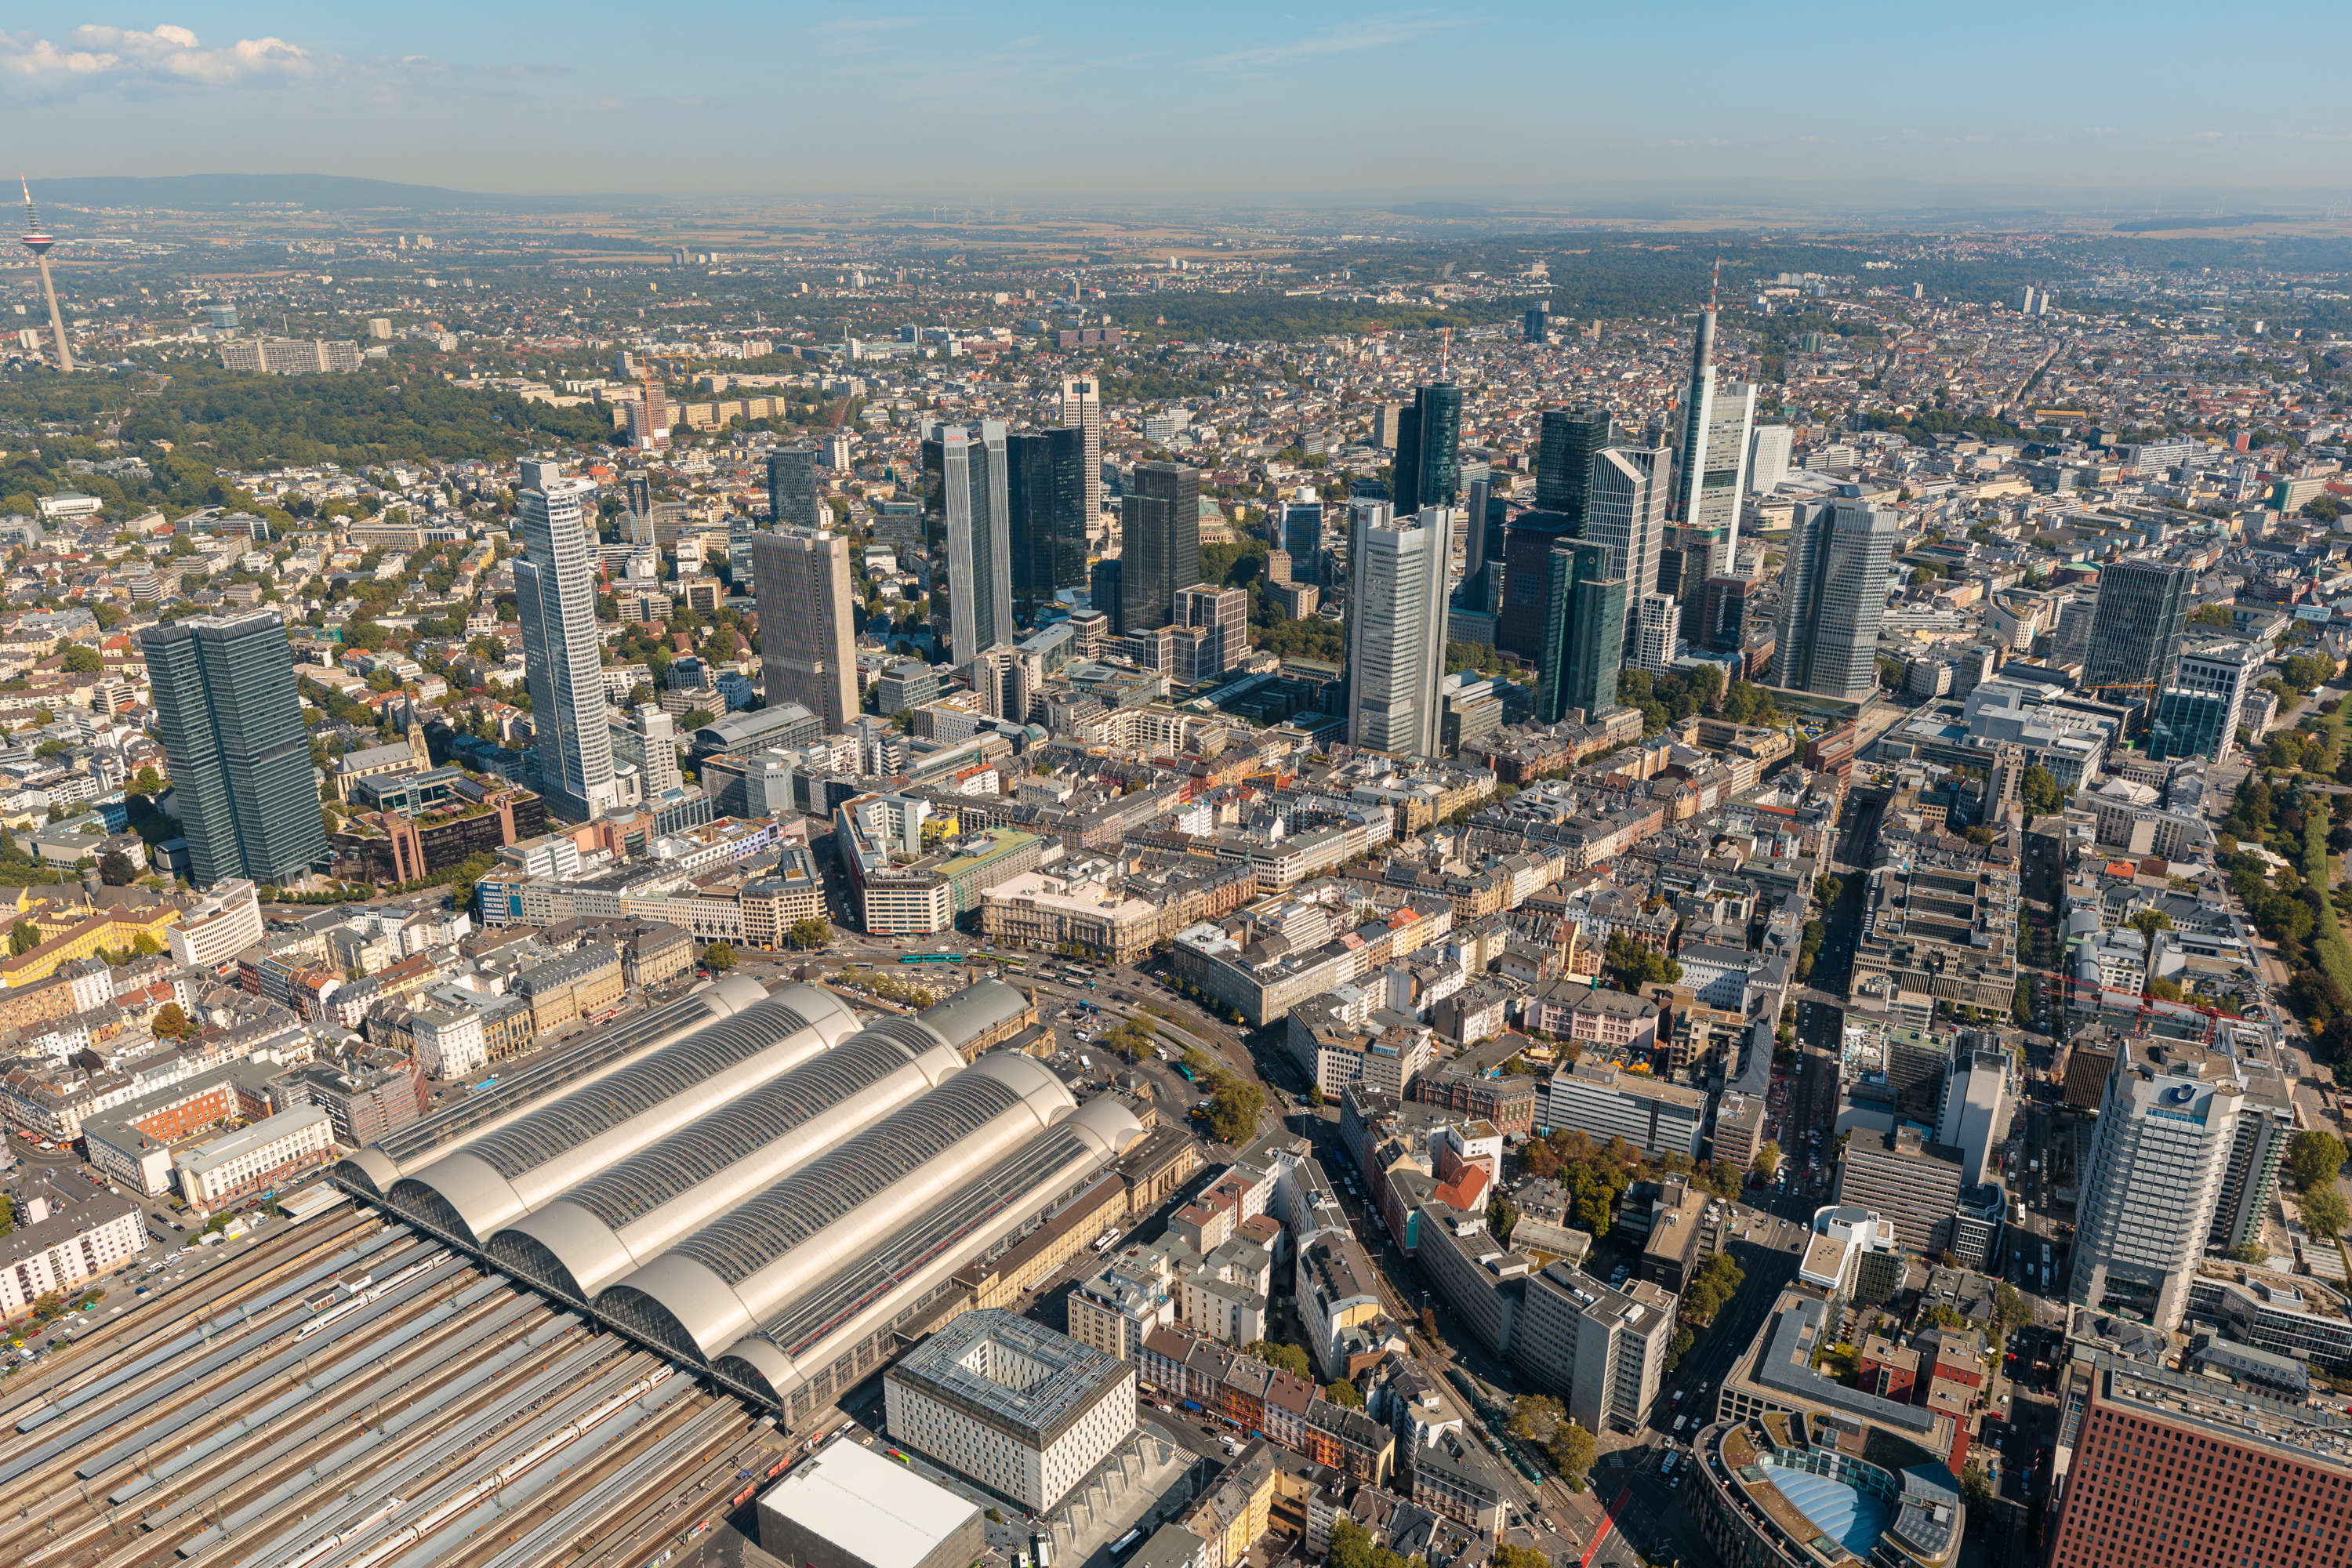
[1708,254,1721,312]
[1440,326,1452,379]
[17,176,71,373]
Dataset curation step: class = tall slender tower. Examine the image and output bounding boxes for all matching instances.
[1669,261,1754,577]
[515,459,622,821]
[19,180,72,374]
[1059,376,1104,524]
[750,527,858,734]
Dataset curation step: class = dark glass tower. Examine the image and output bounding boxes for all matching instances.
[140,611,327,888]
[1120,461,1201,633]
[1535,541,1626,725]
[1536,406,1613,523]
[1391,382,1462,515]
[765,446,818,529]
[2082,559,2195,700]
[1495,510,1580,660]
[1090,558,1124,636]
[1007,427,1088,599]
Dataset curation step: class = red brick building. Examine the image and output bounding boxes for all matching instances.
[2046,1359,2352,1568]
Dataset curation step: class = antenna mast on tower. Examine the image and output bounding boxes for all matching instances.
[18,179,73,374]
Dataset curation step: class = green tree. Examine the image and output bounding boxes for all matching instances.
[2018,763,2067,818]
[1244,1338,1313,1379]
[58,643,102,674]
[702,941,737,973]
[1491,1545,1550,1568]
[151,1002,197,1039]
[785,917,833,950]
[2287,1130,2349,1190]
[1546,1421,1597,1492]
[1327,1377,1363,1409]
[2303,1182,2350,1240]
[97,850,139,886]
[8,920,39,956]
[1506,1392,1563,1446]
[1961,1463,1996,1512]
[1486,1194,1518,1244]
[1752,1140,1781,1183]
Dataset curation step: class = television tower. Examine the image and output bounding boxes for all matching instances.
[19,180,73,373]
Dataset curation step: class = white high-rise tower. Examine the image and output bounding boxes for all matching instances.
[514,459,622,820]
[1345,506,1451,759]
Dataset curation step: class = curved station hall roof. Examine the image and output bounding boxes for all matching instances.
[336,978,1143,1421]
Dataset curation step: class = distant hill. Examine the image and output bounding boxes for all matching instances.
[37,174,641,213]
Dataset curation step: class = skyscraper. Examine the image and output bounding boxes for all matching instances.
[1773,496,1900,701]
[2148,637,2264,763]
[1534,540,1625,725]
[1090,558,1124,636]
[1522,305,1549,343]
[1391,382,1462,515]
[750,527,858,733]
[1584,446,1671,656]
[1495,510,1580,660]
[1631,593,1679,674]
[2069,1038,2248,1330]
[1006,428,1088,599]
[1058,376,1104,522]
[765,446,819,529]
[1535,406,1613,522]
[1668,281,1756,577]
[1276,492,1324,584]
[2081,557,2194,700]
[515,460,622,820]
[925,421,1013,666]
[18,180,71,374]
[140,611,324,887]
[1120,461,1201,634]
[1747,423,1793,493]
[1345,507,1451,758]
[1174,584,1249,684]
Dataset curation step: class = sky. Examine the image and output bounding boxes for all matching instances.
[2,2,2347,206]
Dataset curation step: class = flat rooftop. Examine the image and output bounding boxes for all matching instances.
[759,1439,980,1568]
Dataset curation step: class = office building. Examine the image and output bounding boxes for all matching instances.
[140,611,328,888]
[756,1440,985,1568]
[1514,1261,1676,1435]
[765,445,820,529]
[1584,446,1671,656]
[1461,472,1508,613]
[2081,558,2195,702]
[1535,407,1613,523]
[925,420,1014,666]
[1772,495,1900,701]
[1495,510,1579,660]
[1522,306,1549,343]
[1836,1127,1969,1257]
[1345,507,1451,759]
[1668,288,1755,572]
[884,1309,1137,1512]
[1007,427,1088,597]
[1747,424,1792,493]
[1277,494,1324,583]
[1631,592,1679,675]
[1370,402,1405,451]
[1934,1041,2009,1189]
[514,461,623,819]
[1121,461,1202,634]
[2045,1356,2352,1568]
[1175,584,1250,684]
[1544,1060,1706,1160]
[1392,383,1463,515]
[2070,1038,2247,1330]
[1091,557,1125,635]
[1059,376,1104,521]
[1534,540,1624,724]
[750,528,859,733]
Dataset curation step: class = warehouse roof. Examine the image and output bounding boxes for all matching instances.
[758,1439,979,1568]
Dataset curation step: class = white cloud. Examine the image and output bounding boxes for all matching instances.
[1196,13,1452,72]
[0,24,314,94]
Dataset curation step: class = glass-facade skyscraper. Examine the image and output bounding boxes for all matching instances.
[2081,558,2195,700]
[924,419,1013,666]
[1392,382,1462,515]
[1773,497,1900,701]
[1534,540,1625,725]
[765,446,819,530]
[1496,510,1580,660]
[750,526,858,733]
[1585,446,1671,658]
[1535,406,1613,524]
[140,610,327,889]
[1007,427,1088,599]
[1120,461,1201,634]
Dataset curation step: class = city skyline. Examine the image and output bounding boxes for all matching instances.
[4,7,2350,201]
